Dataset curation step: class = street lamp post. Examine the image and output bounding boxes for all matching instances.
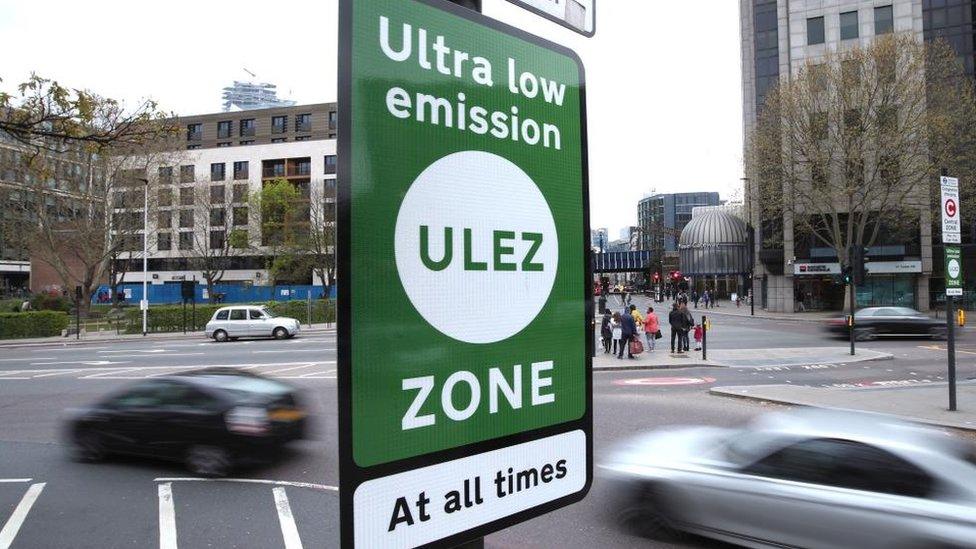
[139,178,149,336]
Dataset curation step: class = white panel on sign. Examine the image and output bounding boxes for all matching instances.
[354,430,587,548]
[941,176,961,244]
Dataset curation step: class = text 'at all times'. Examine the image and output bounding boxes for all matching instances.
[379,15,568,150]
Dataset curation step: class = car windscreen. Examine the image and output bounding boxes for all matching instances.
[189,375,292,399]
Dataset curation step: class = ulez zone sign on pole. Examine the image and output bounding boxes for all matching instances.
[336,0,592,547]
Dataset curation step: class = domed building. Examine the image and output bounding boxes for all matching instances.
[678,209,752,298]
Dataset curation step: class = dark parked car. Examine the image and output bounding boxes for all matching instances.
[64,369,307,476]
[825,306,948,341]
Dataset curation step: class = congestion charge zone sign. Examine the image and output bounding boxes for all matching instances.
[336,0,591,546]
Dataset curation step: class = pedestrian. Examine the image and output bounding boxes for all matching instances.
[702,290,710,309]
[611,312,623,356]
[668,303,683,354]
[644,306,660,352]
[629,304,643,330]
[600,311,613,354]
[693,323,703,351]
[618,307,637,359]
[680,302,694,352]
[692,290,699,309]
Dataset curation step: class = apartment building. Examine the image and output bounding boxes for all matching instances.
[114,103,338,289]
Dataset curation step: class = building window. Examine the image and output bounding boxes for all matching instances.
[186,123,202,141]
[233,207,249,226]
[158,166,173,185]
[157,210,172,229]
[187,144,201,150]
[158,187,173,207]
[840,11,859,40]
[272,115,287,134]
[210,185,225,204]
[295,135,310,141]
[233,183,248,202]
[217,120,233,139]
[179,232,193,250]
[233,161,249,180]
[180,186,194,206]
[239,140,254,146]
[210,163,225,182]
[324,155,337,174]
[210,230,225,250]
[157,232,172,251]
[217,142,232,148]
[271,137,287,143]
[179,209,194,228]
[296,113,311,132]
[240,118,255,137]
[180,165,195,183]
[296,159,311,176]
[875,5,893,35]
[807,16,825,45]
[264,159,286,178]
[210,208,226,226]
[328,110,337,129]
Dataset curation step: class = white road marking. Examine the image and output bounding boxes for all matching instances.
[0,358,52,362]
[80,368,144,379]
[262,364,319,376]
[295,371,330,378]
[0,482,45,549]
[157,482,178,549]
[251,350,335,354]
[32,370,84,378]
[154,477,337,492]
[86,353,204,359]
[0,479,31,483]
[99,349,168,354]
[29,360,130,366]
[273,487,304,549]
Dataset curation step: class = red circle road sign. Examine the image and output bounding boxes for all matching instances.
[946,198,958,218]
[614,376,717,386]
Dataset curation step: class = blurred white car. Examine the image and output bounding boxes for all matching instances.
[205,306,300,342]
[602,409,976,548]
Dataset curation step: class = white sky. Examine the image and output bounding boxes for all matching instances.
[0,0,744,238]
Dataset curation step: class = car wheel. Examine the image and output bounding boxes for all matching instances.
[71,431,106,462]
[213,330,229,343]
[616,485,683,541]
[185,445,230,477]
[854,327,876,341]
[929,326,948,340]
[273,327,288,340]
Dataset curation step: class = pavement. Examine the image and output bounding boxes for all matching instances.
[0,325,336,348]
[711,380,976,431]
[593,345,892,369]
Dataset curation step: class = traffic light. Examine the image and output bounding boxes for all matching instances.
[851,246,868,285]
[841,266,853,285]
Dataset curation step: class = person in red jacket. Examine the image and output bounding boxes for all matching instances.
[643,306,659,352]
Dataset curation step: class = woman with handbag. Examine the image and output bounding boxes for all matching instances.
[643,306,660,352]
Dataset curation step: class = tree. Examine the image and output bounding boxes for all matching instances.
[0,74,178,315]
[304,180,337,298]
[251,178,309,291]
[748,34,976,300]
[184,183,252,303]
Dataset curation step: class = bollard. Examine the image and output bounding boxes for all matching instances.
[701,315,707,360]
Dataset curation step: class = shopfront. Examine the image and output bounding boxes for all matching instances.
[792,261,921,311]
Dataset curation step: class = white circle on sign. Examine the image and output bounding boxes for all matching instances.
[394,151,558,344]
[948,258,961,279]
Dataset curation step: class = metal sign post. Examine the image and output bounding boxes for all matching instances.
[500,0,595,37]
[942,172,961,411]
[338,0,591,546]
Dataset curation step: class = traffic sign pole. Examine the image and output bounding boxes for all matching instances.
[942,169,961,411]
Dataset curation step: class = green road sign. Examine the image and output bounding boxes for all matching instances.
[946,246,963,296]
[337,0,591,546]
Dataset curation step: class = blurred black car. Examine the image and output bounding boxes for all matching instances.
[64,368,307,476]
[825,306,947,341]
